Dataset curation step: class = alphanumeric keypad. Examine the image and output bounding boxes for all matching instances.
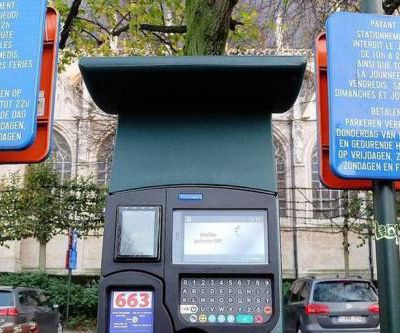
[179,277,273,325]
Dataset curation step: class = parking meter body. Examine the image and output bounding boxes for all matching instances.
[80,57,306,333]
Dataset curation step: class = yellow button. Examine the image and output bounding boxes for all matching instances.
[199,314,207,323]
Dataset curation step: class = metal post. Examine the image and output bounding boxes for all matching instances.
[361,2,400,333]
[66,268,72,324]
[361,0,383,14]
[372,181,400,332]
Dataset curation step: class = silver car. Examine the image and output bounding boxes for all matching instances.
[284,277,380,333]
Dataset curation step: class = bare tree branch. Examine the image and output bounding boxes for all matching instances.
[112,18,242,37]
[59,0,82,50]
[151,33,178,54]
[77,16,111,34]
[82,29,104,46]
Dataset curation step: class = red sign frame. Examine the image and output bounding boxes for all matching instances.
[0,7,59,164]
[315,33,400,190]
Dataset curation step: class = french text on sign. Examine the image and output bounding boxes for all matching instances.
[0,0,47,150]
[327,12,400,180]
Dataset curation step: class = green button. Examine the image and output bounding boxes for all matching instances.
[236,314,254,324]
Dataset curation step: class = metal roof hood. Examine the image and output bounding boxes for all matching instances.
[79,56,306,115]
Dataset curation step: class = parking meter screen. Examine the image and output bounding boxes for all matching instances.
[173,210,268,265]
[116,207,160,259]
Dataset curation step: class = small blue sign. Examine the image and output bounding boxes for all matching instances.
[69,249,77,271]
[327,12,400,179]
[109,291,154,333]
[0,1,47,150]
[178,193,203,201]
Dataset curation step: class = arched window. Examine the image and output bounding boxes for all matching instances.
[274,139,287,217]
[47,131,72,181]
[311,148,343,218]
[97,136,115,186]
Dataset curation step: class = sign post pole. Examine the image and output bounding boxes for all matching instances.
[372,181,400,332]
[361,1,400,332]
[65,230,78,325]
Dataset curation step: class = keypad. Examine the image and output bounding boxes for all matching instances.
[180,277,273,325]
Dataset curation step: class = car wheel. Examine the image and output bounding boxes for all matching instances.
[57,322,63,333]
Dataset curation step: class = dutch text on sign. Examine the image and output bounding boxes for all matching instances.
[327,12,400,179]
[0,0,47,150]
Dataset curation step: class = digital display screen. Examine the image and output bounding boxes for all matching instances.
[173,210,268,265]
[116,207,160,259]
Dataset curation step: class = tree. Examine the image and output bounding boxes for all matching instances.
[53,0,400,66]
[51,0,261,67]
[0,164,106,271]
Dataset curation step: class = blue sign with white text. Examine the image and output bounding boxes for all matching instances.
[327,12,400,179]
[69,249,77,270]
[0,0,47,150]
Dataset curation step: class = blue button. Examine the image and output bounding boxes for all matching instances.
[227,314,235,323]
[236,314,254,324]
[217,315,226,323]
[208,314,216,323]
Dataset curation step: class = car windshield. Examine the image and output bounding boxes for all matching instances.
[0,291,12,307]
[313,281,378,302]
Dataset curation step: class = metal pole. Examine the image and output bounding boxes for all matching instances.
[290,118,299,278]
[361,0,383,14]
[372,181,400,332]
[361,2,400,332]
[66,268,72,324]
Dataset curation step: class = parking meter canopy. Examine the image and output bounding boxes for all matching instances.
[80,56,306,193]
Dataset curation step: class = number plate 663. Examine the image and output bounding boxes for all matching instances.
[112,291,153,309]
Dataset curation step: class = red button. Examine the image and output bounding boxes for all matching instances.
[264,305,272,315]
[255,314,264,323]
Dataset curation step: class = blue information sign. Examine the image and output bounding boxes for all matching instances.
[0,1,47,150]
[109,291,154,333]
[69,249,77,270]
[327,12,400,179]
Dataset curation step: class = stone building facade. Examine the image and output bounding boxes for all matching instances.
[0,50,377,279]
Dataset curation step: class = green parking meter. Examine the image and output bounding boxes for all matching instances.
[80,56,306,333]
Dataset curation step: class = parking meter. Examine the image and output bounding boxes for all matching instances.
[80,56,306,333]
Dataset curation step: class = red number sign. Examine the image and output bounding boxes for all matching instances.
[112,291,152,309]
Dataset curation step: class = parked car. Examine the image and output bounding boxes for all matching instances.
[284,276,380,333]
[0,322,39,333]
[0,287,62,333]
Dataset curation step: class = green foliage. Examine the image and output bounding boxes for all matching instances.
[0,164,106,247]
[0,272,99,329]
[0,172,24,244]
[282,279,293,298]
[52,0,273,61]
[54,0,187,65]
[229,2,264,51]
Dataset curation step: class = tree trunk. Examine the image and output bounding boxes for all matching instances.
[343,219,350,277]
[185,0,239,55]
[38,242,46,271]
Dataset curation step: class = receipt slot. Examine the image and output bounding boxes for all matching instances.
[79,56,306,333]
